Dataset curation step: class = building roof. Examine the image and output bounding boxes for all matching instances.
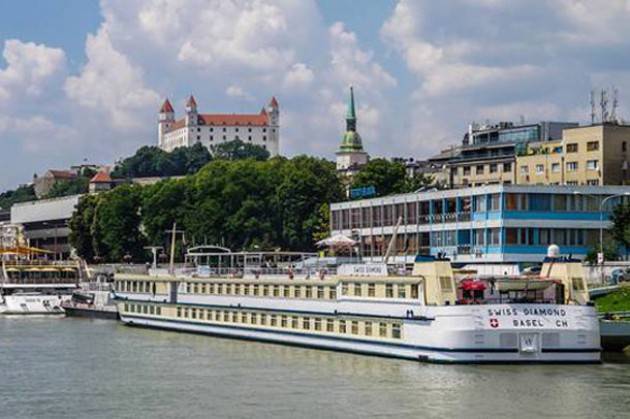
[186,95,197,109]
[165,113,269,133]
[90,171,112,184]
[269,96,279,108]
[46,170,77,180]
[160,99,174,113]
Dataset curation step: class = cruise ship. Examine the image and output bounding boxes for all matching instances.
[113,247,600,363]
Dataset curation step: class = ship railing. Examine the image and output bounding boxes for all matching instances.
[187,266,338,280]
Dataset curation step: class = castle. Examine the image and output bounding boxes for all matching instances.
[158,95,279,156]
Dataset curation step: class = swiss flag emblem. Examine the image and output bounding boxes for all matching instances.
[489,318,499,328]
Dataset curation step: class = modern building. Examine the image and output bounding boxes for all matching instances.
[330,184,630,265]
[443,121,578,188]
[158,95,280,156]
[516,123,630,186]
[336,86,368,176]
[10,195,81,259]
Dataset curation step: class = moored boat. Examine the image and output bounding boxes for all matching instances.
[112,246,600,364]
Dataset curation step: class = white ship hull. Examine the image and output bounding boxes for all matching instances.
[0,293,70,315]
[118,301,600,364]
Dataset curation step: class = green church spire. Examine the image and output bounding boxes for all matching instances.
[338,85,363,153]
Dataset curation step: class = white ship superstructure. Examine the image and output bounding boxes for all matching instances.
[113,249,600,363]
[0,260,81,315]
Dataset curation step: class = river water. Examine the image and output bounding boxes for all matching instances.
[1,318,629,419]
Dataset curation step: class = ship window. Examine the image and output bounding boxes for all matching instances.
[317,286,324,299]
[273,285,279,297]
[231,312,238,322]
[253,285,259,296]
[241,312,248,323]
[354,283,362,297]
[227,284,233,295]
[150,305,155,315]
[144,305,149,314]
[234,284,240,294]
[281,316,288,327]
[191,308,197,319]
[260,313,267,325]
[177,307,182,317]
[124,303,129,312]
[291,317,299,328]
[186,283,191,293]
[439,276,453,292]
[368,283,375,297]
[351,321,359,335]
[145,282,151,293]
[305,286,313,298]
[339,320,347,333]
[184,308,189,318]
[283,286,289,297]
[572,277,585,291]
[270,315,277,326]
[385,284,393,298]
[411,285,419,299]
[379,322,387,337]
[365,322,373,336]
[251,313,257,324]
[294,287,301,298]
[398,285,407,299]
[193,284,198,294]
[262,285,269,296]
[201,284,206,294]
[392,324,401,339]
[314,318,322,331]
[303,317,311,330]
[342,284,348,295]
[156,307,161,316]
[326,319,334,332]
[330,287,337,300]
[243,284,249,295]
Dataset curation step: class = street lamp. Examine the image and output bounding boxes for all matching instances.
[573,191,630,277]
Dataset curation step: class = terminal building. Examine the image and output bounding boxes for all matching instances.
[330,185,630,265]
[10,195,81,259]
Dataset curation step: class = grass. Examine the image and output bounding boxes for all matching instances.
[595,285,630,313]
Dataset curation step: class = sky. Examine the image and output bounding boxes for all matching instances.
[1,0,630,190]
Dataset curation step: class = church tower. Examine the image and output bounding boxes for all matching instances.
[266,96,280,155]
[158,98,175,148]
[336,86,368,172]
[185,95,198,127]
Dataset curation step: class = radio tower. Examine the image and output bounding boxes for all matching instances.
[611,87,619,124]
[590,90,596,124]
[600,89,609,123]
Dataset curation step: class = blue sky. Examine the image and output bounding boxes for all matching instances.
[1,0,630,191]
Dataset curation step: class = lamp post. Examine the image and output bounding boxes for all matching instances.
[574,191,630,283]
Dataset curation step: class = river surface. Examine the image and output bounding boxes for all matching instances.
[1,318,629,419]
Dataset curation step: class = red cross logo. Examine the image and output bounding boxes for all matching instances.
[489,318,499,328]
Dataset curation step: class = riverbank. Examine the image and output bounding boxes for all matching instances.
[596,285,630,312]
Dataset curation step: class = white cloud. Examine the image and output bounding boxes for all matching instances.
[283,63,314,89]
[226,84,254,101]
[0,39,66,103]
[64,28,159,130]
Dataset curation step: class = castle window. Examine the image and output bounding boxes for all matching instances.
[197,136,200,140]
[263,136,267,141]
[210,136,213,141]
[248,136,252,141]
[223,136,226,140]
[235,128,239,132]
[235,136,239,141]
[248,128,252,132]
[273,129,276,133]
[210,127,213,132]
[223,127,226,132]
[263,128,267,133]
[197,128,200,132]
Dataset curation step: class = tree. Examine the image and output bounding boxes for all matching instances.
[584,239,620,264]
[92,185,146,262]
[0,184,37,210]
[351,159,407,197]
[212,139,270,161]
[68,194,100,262]
[610,202,630,255]
[111,144,212,178]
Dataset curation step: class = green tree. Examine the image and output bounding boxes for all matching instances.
[45,177,90,198]
[68,194,100,262]
[92,185,146,262]
[0,184,37,210]
[211,139,270,161]
[584,239,620,264]
[610,202,630,254]
[111,144,212,178]
[351,158,407,197]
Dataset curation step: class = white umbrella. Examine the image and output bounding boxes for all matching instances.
[316,234,358,248]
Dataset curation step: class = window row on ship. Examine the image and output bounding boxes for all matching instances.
[122,302,403,340]
[115,280,421,300]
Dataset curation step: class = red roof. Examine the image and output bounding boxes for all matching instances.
[90,171,112,183]
[269,96,279,108]
[160,99,174,113]
[47,170,77,180]
[186,95,197,108]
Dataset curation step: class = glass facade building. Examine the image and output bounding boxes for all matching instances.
[330,185,630,264]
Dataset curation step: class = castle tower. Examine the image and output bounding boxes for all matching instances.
[185,94,198,127]
[158,98,175,148]
[336,86,368,172]
[266,96,280,155]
